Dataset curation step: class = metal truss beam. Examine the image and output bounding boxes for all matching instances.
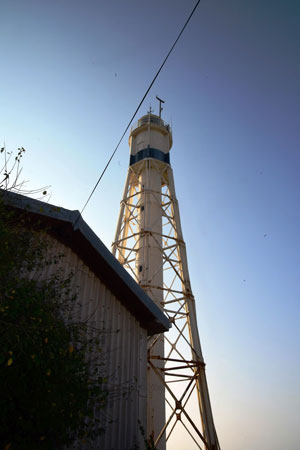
[113,158,220,450]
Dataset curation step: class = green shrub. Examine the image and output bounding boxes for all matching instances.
[0,198,107,449]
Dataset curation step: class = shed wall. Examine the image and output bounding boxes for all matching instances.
[43,236,147,450]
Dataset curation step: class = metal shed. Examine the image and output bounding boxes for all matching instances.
[2,190,170,450]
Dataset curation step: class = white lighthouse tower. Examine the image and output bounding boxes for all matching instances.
[112,103,220,450]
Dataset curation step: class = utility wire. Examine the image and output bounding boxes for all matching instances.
[74,0,201,227]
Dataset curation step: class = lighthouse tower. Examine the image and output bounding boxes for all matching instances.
[112,104,220,450]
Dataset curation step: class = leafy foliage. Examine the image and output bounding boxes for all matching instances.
[138,421,158,450]
[0,197,107,449]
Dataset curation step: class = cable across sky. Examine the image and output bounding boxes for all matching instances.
[74,0,201,225]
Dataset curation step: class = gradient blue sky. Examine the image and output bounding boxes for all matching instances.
[1,1,300,449]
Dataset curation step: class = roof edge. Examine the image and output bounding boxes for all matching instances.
[0,190,170,334]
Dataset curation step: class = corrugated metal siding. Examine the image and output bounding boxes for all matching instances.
[41,236,147,450]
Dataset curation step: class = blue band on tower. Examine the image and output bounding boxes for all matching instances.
[130,147,170,165]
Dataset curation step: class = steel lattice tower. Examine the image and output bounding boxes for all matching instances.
[112,107,220,450]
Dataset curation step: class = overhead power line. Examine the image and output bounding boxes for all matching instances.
[75,0,201,226]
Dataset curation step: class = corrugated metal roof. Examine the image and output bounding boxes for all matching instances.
[1,189,170,334]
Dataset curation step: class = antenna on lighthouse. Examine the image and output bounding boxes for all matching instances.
[148,105,154,114]
[156,95,165,118]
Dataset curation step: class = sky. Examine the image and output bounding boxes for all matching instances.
[1,0,300,449]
